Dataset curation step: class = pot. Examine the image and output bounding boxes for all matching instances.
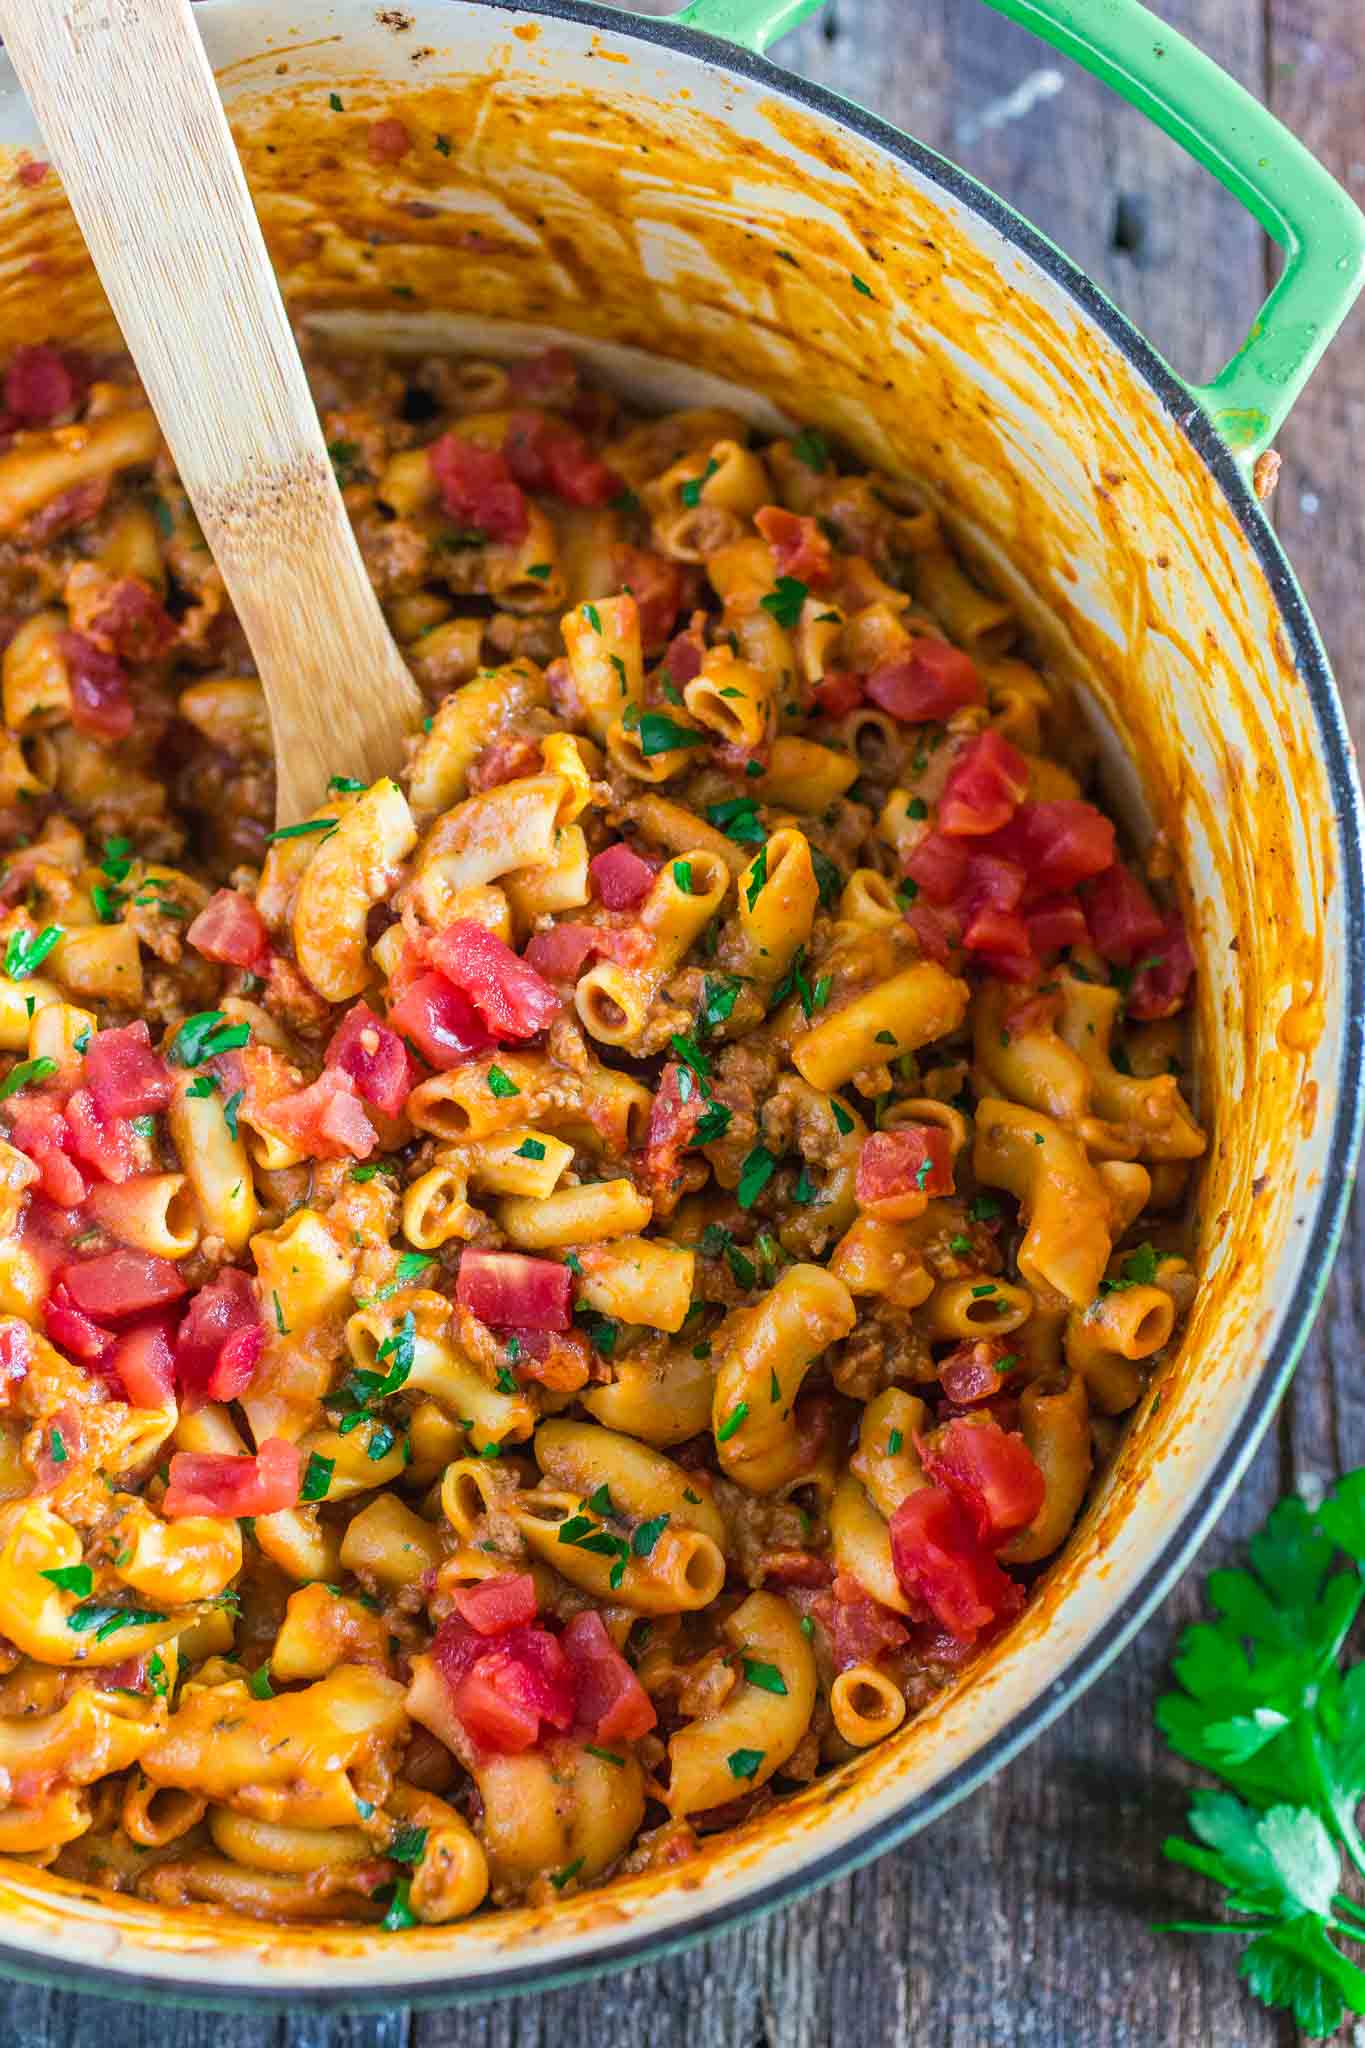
[0,0,1359,2007]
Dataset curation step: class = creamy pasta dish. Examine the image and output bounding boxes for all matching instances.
[0,336,1203,1924]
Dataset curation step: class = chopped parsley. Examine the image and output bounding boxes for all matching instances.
[759,576,807,629]
[300,1451,335,1503]
[266,817,336,842]
[717,1401,749,1443]
[515,1137,546,1160]
[1100,1241,1160,1295]
[248,1663,274,1700]
[3,925,61,980]
[705,796,766,846]
[744,849,768,911]
[736,1144,777,1210]
[167,1010,250,1066]
[887,1429,903,1456]
[742,1658,788,1696]
[727,1747,765,1780]
[969,1193,1002,1222]
[41,1563,92,1597]
[680,457,720,507]
[67,1601,166,1642]
[487,1066,520,1098]
[389,1823,428,1865]
[328,775,367,794]
[850,272,874,297]
[631,1512,669,1558]
[186,1074,218,1100]
[381,1880,417,1932]
[581,602,603,634]
[636,711,706,758]
[585,1745,624,1767]
[791,427,829,471]
[223,1088,243,1141]
[831,1099,854,1136]
[672,859,694,894]
[551,1857,585,1891]
[810,846,843,909]
[700,976,742,1037]
[0,1056,57,1100]
[48,1425,66,1464]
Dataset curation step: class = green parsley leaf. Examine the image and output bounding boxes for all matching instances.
[551,1856,585,1891]
[969,1193,1002,1221]
[390,1822,428,1865]
[272,1290,289,1335]
[948,1233,974,1253]
[887,1429,903,1455]
[266,817,337,842]
[717,1401,748,1443]
[636,711,706,758]
[434,133,452,154]
[705,796,766,846]
[791,1167,817,1205]
[727,1747,765,1780]
[41,1563,92,1597]
[526,562,552,581]
[48,1425,66,1464]
[248,1663,274,1700]
[515,1137,546,1160]
[381,1879,418,1931]
[737,1144,777,1210]
[186,1073,218,1099]
[745,848,768,911]
[587,1483,615,1518]
[0,1056,57,1100]
[300,1451,334,1503]
[680,456,721,508]
[632,1513,669,1558]
[700,975,742,1037]
[759,576,807,629]
[1101,1241,1161,1294]
[68,1601,167,1641]
[3,925,62,980]
[223,1088,244,1141]
[328,775,367,794]
[672,859,694,894]
[850,272,874,297]
[328,90,344,111]
[792,427,829,471]
[585,1745,625,1768]
[487,1065,520,1098]
[831,1099,854,1136]
[167,1011,250,1066]
[742,1658,788,1697]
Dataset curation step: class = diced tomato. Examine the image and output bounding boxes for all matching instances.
[107,1314,176,1407]
[961,905,1035,983]
[637,1059,705,1203]
[611,546,683,650]
[451,1572,539,1637]
[325,1002,414,1119]
[523,923,602,981]
[984,799,1116,899]
[187,889,272,973]
[938,731,1030,837]
[90,578,176,663]
[866,639,983,724]
[63,1088,134,1185]
[500,1324,591,1393]
[905,829,968,903]
[6,1092,88,1207]
[918,1415,1045,1546]
[44,1282,114,1366]
[889,1485,1023,1641]
[467,734,544,793]
[503,411,622,507]
[427,433,528,546]
[255,1067,376,1161]
[937,1339,1017,1406]
[812,667,865,717]
[33,1401,84,1490]
[60,632,134,741]
[4,344,76,424]
[367,116,412,161]
[561,1609,657,1742]
[1084,862,1163,964]
[428,920,561,1041]
[661,621,705,688]
[163,1437,301,1520]
[811,1571,911,1672]
[174,1268,265,1404]
[432,1616,577,1754]
[456,1249,571,1331]
[1025,894,1089,955]
[16,161,50,190]
[507,347,579,409]
[856,1125,954,1217]
[589,841,659,911]
[1127,910,1195,1020]
[755,504,832,586]
[758,1549,835,1589]
[905,900,960,965]
[388,973,493,1070]
[84,1023,172,1121]
[60,1248,187,1322]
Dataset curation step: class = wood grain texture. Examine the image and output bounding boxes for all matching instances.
[0,1,1359,2042]
[0,0,424,824]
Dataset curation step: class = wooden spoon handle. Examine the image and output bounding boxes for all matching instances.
[0,0,425,823]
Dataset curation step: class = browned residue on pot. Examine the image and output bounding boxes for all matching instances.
[0,22,1343,1971]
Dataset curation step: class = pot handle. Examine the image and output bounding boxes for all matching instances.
[672,0,1365,468]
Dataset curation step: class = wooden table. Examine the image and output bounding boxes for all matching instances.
[5,1,1364,2041]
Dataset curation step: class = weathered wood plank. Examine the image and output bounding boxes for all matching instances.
[4,5,1360,2046]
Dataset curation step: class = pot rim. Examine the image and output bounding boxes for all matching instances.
[1,0,1361,2008]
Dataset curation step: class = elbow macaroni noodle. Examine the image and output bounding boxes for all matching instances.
[0,338,1203,1923]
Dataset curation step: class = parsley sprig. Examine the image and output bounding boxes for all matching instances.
[1154,1470,1365,2035]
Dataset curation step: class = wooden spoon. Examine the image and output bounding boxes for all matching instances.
[0,0,425,825]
